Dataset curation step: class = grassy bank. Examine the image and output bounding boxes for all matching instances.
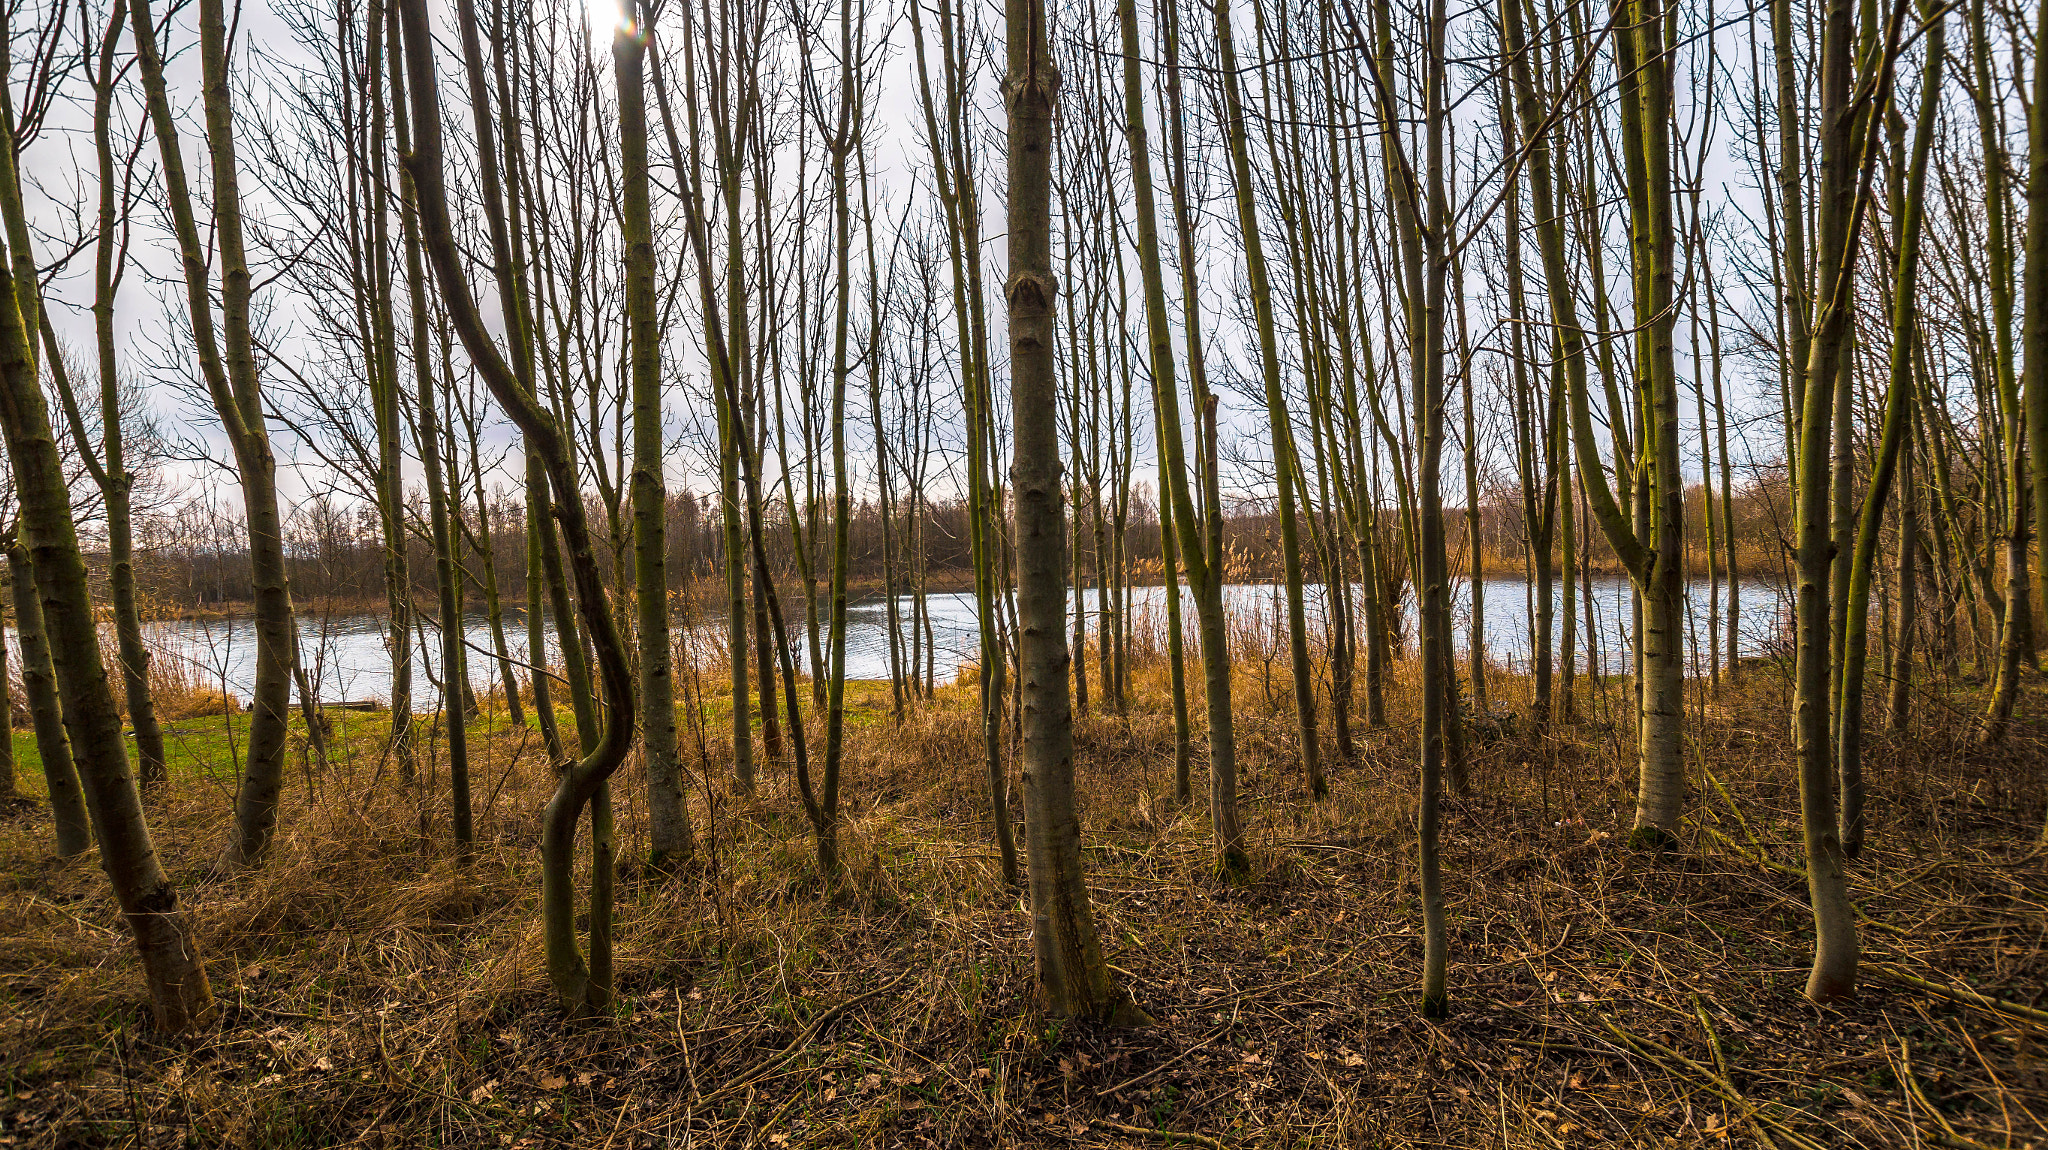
[1,653,2043,1148]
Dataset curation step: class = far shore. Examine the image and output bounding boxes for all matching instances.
[137,559,1789,624]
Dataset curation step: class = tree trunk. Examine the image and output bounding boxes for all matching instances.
[1888,413,1918,732]
[5,544,89,856]
[130,0,299,870]
[1215,0,1321,801]
[0,237,215,1034]
[396,0,637,1017]
[1792,0,1899,1003]
[86,1,167,788]
[617,16,692,873]
[2026,0,2048,673]
[1006,0,1143,1024]
[1839,7,1941,859]
[360,0,414,781]
[0,598,13,803]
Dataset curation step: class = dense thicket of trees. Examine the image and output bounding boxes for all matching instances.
[1,0,2044,1035]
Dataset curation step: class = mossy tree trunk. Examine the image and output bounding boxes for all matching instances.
[130,0,299,870]
[5,542,89,856]
[617,8,693,874]
[0,230,215,1035]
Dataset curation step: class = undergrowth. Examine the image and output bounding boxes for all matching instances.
[1,659,2043,1148]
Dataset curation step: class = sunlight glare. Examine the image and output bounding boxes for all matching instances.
[585,0,633,44]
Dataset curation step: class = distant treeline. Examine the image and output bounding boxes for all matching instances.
[109,476,1794,614]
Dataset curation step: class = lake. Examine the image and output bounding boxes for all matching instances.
[6,576,1789,709]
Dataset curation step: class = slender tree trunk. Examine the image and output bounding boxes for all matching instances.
[617,18,692,872]
[905,0,1018,883]
[1971,0,2029,740]
[358,0,414,780]
[1120,0,1193,806]
[5,544,89,856]
[1356,0,1452,1014]
[2025,0,2048,673]
[416,304,471,858]
[466,438,524,727]
[813,0,860,878]
[1888,414,1918,732]
[867,208,907,725]
[1214,0,1322,801]
[130,0,299,870]
[86,0,166,788]
[1156,0,1243,867]
[1616,0,1689,846]
[1838,6,1940,859]
[0,232,214,1034]
[383,0,468,856]
[1709,266,1739,687]
[0,599,13,802]
[1006,0,1143,1023]
[527,452,565,762]
[1063,257,1091,722]
[1792,0,1899,1003]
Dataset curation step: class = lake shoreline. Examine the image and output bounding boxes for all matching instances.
[86,576,1794,709]
[142,563,1789,623]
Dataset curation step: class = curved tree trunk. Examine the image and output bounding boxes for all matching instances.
[0,232,214,1035]
[130,0,298,870]
[395,0,637,1017]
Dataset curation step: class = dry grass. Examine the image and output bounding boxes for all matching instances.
[1,652,2044,1149]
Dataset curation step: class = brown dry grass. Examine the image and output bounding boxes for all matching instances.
[1,650,2045,1149]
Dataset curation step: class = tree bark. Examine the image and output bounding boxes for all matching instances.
[5,543,89,855]
[0,235,214,1034]
[1006,0,1143,1023]
[617,11,693,873]
[130,0,298,869]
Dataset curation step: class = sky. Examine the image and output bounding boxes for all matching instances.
[13,0,1826,544]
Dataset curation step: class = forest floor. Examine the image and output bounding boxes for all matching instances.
[1,658,2045,1148]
